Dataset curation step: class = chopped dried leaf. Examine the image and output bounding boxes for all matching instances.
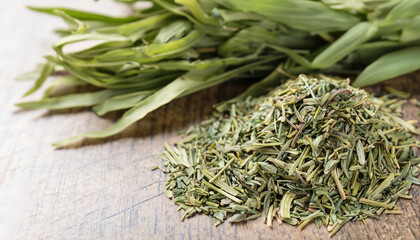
[158,75,419,237]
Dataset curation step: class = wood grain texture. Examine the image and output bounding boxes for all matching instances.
[0,1,419,239]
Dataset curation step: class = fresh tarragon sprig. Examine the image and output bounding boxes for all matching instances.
[17,0,420,146]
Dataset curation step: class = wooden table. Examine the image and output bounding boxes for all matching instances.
[0,1,419,239]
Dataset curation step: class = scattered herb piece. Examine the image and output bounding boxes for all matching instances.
[385,86,411,99]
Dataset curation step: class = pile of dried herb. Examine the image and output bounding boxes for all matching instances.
[17,0,420,146]
[157,75,420,237]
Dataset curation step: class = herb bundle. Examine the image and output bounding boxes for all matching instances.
[18,0,420,146]
[158,75,420,237]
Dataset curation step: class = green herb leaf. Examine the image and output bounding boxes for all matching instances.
[354,46,420,87]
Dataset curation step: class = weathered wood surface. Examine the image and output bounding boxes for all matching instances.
[0,1,419,239]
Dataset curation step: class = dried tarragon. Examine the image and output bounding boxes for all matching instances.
[157,75,420,237]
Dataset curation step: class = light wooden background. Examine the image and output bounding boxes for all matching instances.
[0,1,419,239]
